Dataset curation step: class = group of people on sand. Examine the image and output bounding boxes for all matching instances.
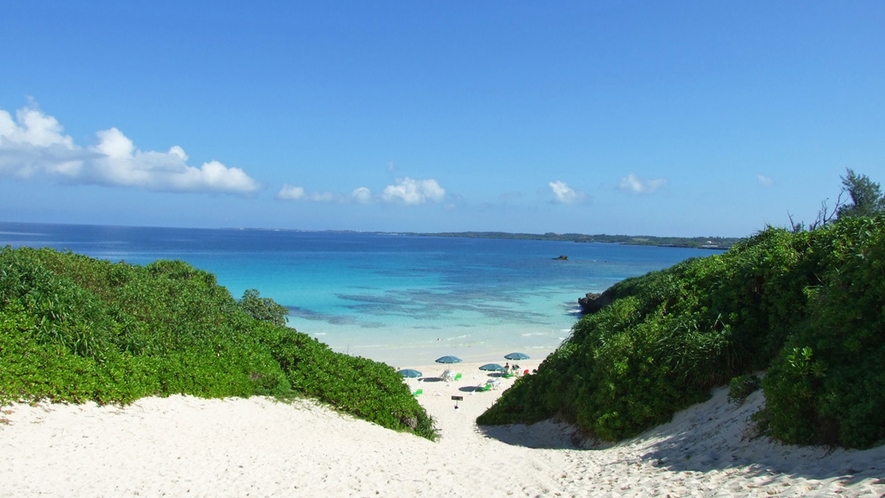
[503,362,522,375]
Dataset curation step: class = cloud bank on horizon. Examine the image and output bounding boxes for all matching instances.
[0,93,809,238]
[0,104,457,206]
[2,103,682,214]
[0,105,259,195]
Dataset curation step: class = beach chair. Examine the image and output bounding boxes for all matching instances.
[478,383,492,392]
[413,388,423,397]
[454,373,462,381]
[442,370,455,382]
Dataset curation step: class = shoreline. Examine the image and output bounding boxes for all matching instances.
[287,294,582,369]
[2,358,884,496]
[364,346,560,371]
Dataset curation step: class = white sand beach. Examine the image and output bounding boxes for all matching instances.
[2,359,884,497]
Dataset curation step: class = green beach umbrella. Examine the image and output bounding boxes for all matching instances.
[479,363,506,372]
[398,369,423,378]
[504,352,530,361]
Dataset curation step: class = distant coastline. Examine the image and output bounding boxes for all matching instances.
[397,231,740,250]
[232,227,741,250]
[1,221,741,250]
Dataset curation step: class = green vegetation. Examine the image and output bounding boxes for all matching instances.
[0,247,436,440]
[478,211,885,449]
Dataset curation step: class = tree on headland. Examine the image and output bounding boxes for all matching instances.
[836,168,885,219]
[792,168,884,231]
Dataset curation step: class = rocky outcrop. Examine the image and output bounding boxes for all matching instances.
[578,290,614,314]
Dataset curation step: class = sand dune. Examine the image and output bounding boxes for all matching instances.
[2,360,884,497]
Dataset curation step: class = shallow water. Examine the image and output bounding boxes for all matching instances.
[0,222,720,366]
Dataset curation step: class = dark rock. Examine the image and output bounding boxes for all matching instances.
[553,255,568,260]
[578,290,614,314]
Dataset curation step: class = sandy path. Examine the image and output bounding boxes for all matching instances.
[2,360,884,497]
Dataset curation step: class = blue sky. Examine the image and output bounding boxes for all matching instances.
[1,1,883,237]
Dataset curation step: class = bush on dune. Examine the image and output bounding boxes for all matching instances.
[761,215,885,448]
[479,214,885,449]
[0,247,436,441]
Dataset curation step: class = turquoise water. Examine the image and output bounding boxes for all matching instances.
[0,222,720,366]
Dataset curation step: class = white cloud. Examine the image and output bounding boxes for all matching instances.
[352,186,372,204]
[0,105,74,149]
[0,105,259,194]
[382,177,445,205]
[549,180,582,204]
[0,106,86,179]
[618,173,667,194]
[275,179,444,206]
[309,191,336,202]
[757,174,774,187]
[276,184,305,200]
[275,187,337,203]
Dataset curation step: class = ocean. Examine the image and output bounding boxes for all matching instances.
[0,222,721,367]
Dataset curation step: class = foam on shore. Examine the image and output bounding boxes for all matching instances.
[2,359,884,497]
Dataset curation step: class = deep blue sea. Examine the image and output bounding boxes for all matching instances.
[0,222,720,367]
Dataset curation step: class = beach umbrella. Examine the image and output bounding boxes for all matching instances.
[479,363,506,372]
[435,355,462,364]
[398,369,423,378]
[504,352,530,361]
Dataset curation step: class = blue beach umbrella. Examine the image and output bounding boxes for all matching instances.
[479,363,506,372]
[504,352,530,361]
[435,356,462,364]
[398,369,423,378]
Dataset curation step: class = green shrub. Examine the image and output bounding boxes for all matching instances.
[239,288,289,327]
[762,215,885,448]
[480,215,885,448]
[0,247,436,441]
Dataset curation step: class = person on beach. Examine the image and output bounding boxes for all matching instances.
[504,362,510,373]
